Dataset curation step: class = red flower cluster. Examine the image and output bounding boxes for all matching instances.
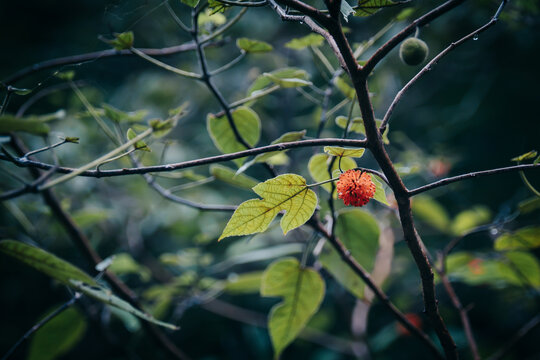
[336,170,376,207]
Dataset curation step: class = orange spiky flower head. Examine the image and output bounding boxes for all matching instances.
[336,170,376,207]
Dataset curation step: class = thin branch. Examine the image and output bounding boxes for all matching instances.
[200,8,249,45]
[409,163,540,196]
[215,0,268,7]
[130,47,202,79]
[308,218,444,359]
[0,138,368,178]
[362,0,466,74]
[380,0,508,133]
[2,42,208,85]
[210,51,246,76]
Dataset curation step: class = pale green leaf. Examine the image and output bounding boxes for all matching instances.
[103,103,147,123]
[69,280,179,330]
[0,114,50,135]
[333,76,356,99]
[511,150,537,162]
[109,253,152,282]
[519,197,540,214]
[225,271,264,294]
[371,174,389,206]
[355,0,397,17]
[109,31,134,50]
[248,68,310,95]
[335,116,389,144]
[210,164,259,189]
[236,38,273,53]
[308,153,356,195]
[72,208,110,229]
[127,128,151,152]
[149,116,178,138]
[320,209,380,298]
[218,174,318,240]
[27,307,87,360]
[450,206,491,236]
[412,195,450,233]
[323,146,365,158]
[207,106,261,167]
[285,34,325,50]
[261,258,325,359]
[0,240,96,286]
[495,226,540,251]
[263,72,313,88]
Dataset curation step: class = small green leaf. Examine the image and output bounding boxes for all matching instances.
[395,7,414,21]
[320,209,380,298]
[149,116,178,138]
[495,226,540,251]
[27,307,87,360]
[308,153,356,195]
[263,72,313,88]
[225,271,264,294]
[412,195,451,233]
[218,174,318,240]
[12,87,33,96]
[210,164,259,189]
[109,31,134,50]
[355,0,397,17]
[103,104,147,123]
[127,128,151,152]
[55,70,75,81]
[236,38,273,53]
[248,68,310,95]
[63,137,80,143]
[0,240,97,286]
[69,280,179,330]
[371,174,389,206]
[333,76,356,99]
[519,197,540,214]
[511,150,537,162]
[323,146,365,158]
[261,258,325,359]
[207,106,261,167]
[335,116,389,144]
[237,130,307,173]
[0,114,50,135]
[450,206,491,236]
[72,208,110,229]
[285,34,325,50]
[109,253,152,282]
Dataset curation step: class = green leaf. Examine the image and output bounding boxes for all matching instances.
[395,7,415,21]
[207,106,261,167]
[55,70,76,81]
[495,226,540,251]
[371,174,389,206]
[210,164,259,189]
[0,240,97,286]
[263,72,313,88]
[103,104,147,123]
[149,117,178,138]
[308,153,356,195]
[333,76,356,99]
[285,34,325,50]
[72,208,110,229]
[261,258,325,359]
[511,150,537,162]
[225,271,264,294]
[27,307,87,360]
[450,206,491,236]
[236,38,273,53]
[0,114,50,135]
[109,253,152,282]
[12,87,33,96]
[69,280,179,330]
[218,174,318,240]
[181,0,200,7]
[320,209,380,298]
[323,146,365,158]
[502,251,540,288]
[109,31,134,50]
[248,68,310,95]
[237,130,307,173]
[412,195,450,233]
[519,197,540,214]
[355,0,397,17]
[335,116,390,144]
[127,128,151,152]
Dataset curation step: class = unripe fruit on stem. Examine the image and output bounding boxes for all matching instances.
[399,37,429,66]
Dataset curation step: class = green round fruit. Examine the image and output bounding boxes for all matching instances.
[399,37,429,66]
